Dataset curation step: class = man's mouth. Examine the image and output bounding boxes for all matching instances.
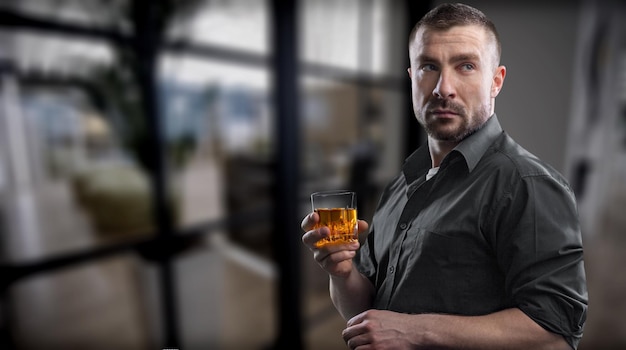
[430,109,459,118]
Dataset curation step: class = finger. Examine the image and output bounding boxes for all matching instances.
[342,325,354,345]
[346,309,369,327]
[318,249,356,267]
[356,220,369,244]
[314,239,359,262]
[345,334,372,350]
[315,238,360,257]
[302,226,330,248]
[345,335,359,350]
[301,212,319,232]
[342,323,366,348]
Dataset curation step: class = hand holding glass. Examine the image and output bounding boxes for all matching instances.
[310,190,358,248]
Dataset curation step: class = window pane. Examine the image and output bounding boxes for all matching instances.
[0,30,148,262]
[0,29,114,77]
[300,0,359,70]
[166,0,269,55]
[160,54,274,257]
[0,0,131,31]
[300,0,406,77]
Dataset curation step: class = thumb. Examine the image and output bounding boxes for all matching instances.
[357,220,369,234]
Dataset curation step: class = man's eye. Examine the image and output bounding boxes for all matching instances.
[421,64,437,72]
[460,63,475,71]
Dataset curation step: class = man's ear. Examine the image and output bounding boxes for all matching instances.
[491,65,506,97]
[407,67,412,78]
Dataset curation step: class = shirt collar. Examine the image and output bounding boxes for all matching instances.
[402,142,432,185]
[453,114,503,172]
[402,114,503,183]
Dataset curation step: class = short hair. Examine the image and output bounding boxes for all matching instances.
[409,3,501,65]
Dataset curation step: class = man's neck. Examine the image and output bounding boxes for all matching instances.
[428,138,459,168]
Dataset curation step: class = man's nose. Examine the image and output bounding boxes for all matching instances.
[432,71,456,99]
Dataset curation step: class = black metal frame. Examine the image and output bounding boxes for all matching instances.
[0,0,427,348]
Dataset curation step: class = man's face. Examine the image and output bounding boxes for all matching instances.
[408,24,505,142]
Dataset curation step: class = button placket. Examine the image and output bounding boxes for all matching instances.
[382,221,409,309]
[388,222,409,279]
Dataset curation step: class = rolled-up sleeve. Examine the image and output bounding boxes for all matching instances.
[490,172,588,349]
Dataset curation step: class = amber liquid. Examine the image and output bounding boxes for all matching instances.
[314,208,358,248]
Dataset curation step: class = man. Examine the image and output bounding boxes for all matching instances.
[301,3,587,349]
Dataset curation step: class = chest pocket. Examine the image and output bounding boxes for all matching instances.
[387,227,506,316]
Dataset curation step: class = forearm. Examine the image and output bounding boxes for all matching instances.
[416,308,570,350]
[329,265,375,320]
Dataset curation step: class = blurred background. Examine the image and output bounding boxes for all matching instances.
[0,0,624,349]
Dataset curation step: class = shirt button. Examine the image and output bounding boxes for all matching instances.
[399,223,407,230]
[388,266,395,274]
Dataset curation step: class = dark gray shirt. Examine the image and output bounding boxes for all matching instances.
[355,115,588,349]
